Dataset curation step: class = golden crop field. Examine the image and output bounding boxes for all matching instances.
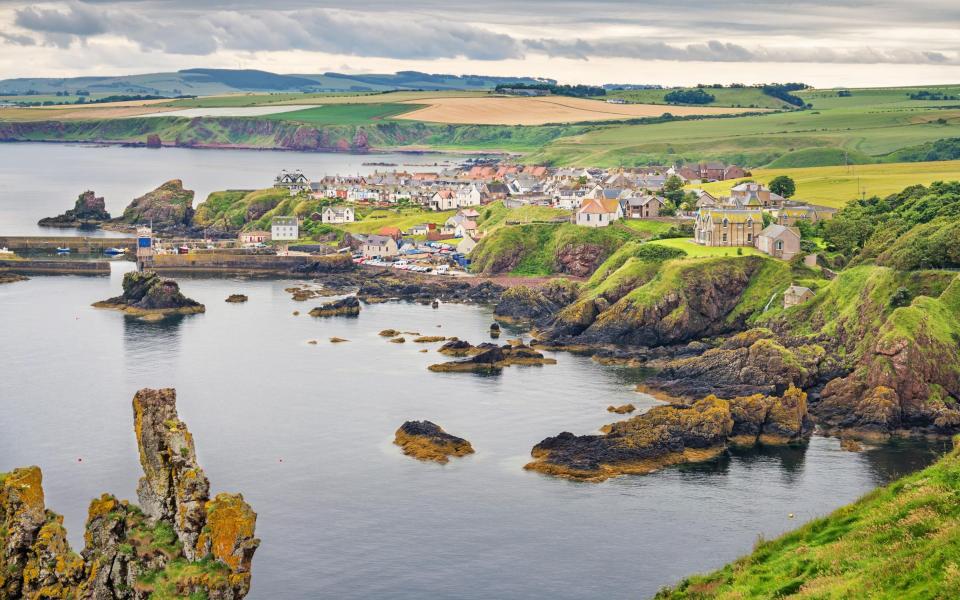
[394,95,763,125]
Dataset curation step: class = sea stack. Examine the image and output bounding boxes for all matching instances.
[93,271,205,319]
[38,190,111,228]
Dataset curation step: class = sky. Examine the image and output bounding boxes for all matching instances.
[0,0,958,87]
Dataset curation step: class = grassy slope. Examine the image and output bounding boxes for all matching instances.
[476,200,571,232]
[603,87,793,109]
[647,237,764,258]
[657,438,960,599]
[691,160,960,208]
[338,208,455,234]
[263,103,422,125]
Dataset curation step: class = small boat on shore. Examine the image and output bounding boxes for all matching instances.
[104,247,126,256]
[56,247,71,254]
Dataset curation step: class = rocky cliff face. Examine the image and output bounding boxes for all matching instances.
[93,271,205,318]
[117,180,194,230]
[38,191,111,228]
[0,388,259,599]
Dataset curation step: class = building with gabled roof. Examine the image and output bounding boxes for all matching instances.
[755,224,801,260]
[694,208,763,246]
[576,198,623,227]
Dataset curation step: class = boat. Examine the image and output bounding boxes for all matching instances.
[104,247,126,256]
[56,247,71,254]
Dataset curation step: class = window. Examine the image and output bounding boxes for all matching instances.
[776,240,784,250]
[722,218,729,228]
[747,233,752,242]
[722,233,727,242]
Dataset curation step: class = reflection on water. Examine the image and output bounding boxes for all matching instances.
[0,274,951,600]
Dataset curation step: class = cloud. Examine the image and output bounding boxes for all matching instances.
[14,1,108,36]
[0,32,37,46]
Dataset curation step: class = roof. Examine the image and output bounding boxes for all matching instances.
[378,226,401,236]
[435,190,455,199]
[579,198,621,215]
[271,216,297,225]
[365,235,395,245]
[459,220,478,230]
[786,285,814,296]
[759,224,801,239]
[703,209,762,224]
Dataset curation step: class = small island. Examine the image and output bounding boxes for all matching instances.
[308,296,360,317]
[93,271,205,319]
[37,190,111,228]
[394,421,475,463]
[429,342,556,373]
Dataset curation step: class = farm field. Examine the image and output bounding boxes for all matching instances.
[602,87,794,109]
[692,159,960,208]
[394,95,764,126]
[162,90,488,108]
[266,103,423,126]
[646,237,763,257]
[0,103,182,121]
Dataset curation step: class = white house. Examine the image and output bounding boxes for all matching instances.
[321,206,355,224]
[271,216,299,241]
[362,235,399,258]
[430,190,458,211]
[575,198,622,227]
[274,170,310,194]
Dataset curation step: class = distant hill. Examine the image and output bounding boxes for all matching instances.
[0,68,551,96]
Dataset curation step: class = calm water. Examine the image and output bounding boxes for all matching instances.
[0,142,464,237]
[0,268,948,599]
[0,143,949,598]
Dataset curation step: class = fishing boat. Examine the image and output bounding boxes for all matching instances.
[104,247,126,256]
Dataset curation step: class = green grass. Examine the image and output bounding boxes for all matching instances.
[339,208,455,234]
[602,87,794,110]
[476,201,571,232]
[647,237,764,258]
[263,103,419,126]
[618,219,677,237]
[657,438,960,599]
[692,160,960,208]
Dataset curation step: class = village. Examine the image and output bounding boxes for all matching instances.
[225,161,836,277]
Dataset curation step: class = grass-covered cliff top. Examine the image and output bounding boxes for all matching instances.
[657,437,960,599]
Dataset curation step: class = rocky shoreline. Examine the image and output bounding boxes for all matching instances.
[0,388,258,599]
[93,271,205,320]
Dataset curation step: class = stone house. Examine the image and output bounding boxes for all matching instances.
[321,206,355,224]
[694,208,763,246]
[362,235,399,258]
[622,195,667,219]
[755,224,801,260]
[238,230,270,244]
[271,216,299,241]
[783,285,815,308]
[729,183,786,208]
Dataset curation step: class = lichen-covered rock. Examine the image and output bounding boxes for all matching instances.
[225,294,248,303]
[438,339,476,356]
[394,421,474,463]
[494,286,559,323]
[308,296,360,317]
[38,190,111,228]
[413,336,446,343]
[93,271,205,318]
[117,180,194,229]
[0,388,260,600]
[428,344,556,373]
[607,404,636,414]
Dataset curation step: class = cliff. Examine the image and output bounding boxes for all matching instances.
[115,180,195,231]
[0,388,258,600]
[656,436,960,598]
[37,191,111,228]
[93,271,205,319]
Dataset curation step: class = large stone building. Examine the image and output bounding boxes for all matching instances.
[271,216,299,241]
[694,208,763,246]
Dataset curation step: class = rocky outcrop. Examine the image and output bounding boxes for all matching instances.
[428,343,556,373]
[494,279,580,323]
[37,190,111,228]
[355,271,503,305]
[290,253,355,275]
[645,328,830,399]
[145,133,162,148]
[394,421,474,463]
[93,271,205,319]
[526,387,811,482]
[308,296,360,317]
[607,404,636,414]
[225,294,248,303]
[555,243,608,278]
[116,180,195,230]
[438,339,476,356]
[0,273,28,284]
[0,388,258,599]
[413,336,446,343]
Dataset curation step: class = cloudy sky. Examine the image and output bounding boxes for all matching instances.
[0,0,958,86]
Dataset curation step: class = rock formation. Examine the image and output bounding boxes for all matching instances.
[225,294,248,303]
[116,180,195,231]
[394,421,475,463]
[494,280,579,323]
[413,336,446,343]
[428,343,556,373]
[93,271,205,319]
[38,190,111,228]
[308,296,360,317]
[0,273,28,284]
[437,340,477,356]
[0,388,258,599]
[525,386,811,482]
[607,404,636,414]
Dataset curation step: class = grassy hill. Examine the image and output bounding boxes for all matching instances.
[657,437,960,599]
[690,160,960,208]
[603,87,795,110]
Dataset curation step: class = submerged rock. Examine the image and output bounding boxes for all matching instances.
[226,294,249,303]
[93,271,205,318]
[413,336,446,343]
[0,388,259,599]
[329,337,349,343]
[308,296,360,317]
[394,421,475,463]
[0,273,28,284]
[526,386,811,482]
[379,329,400,337]
[38,190,111,228]
[607,404,636,414]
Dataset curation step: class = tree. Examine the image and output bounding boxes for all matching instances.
[769,175,796,198]
[662,175,685,205]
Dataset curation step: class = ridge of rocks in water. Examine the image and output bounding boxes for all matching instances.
[308,296,360,317]
[393,420,475,463]
[0,273,29,284]
[225,294,248,303]
[607,404,636,414]
[38,190,111,228]
[428,342,557,373]
[525,385,811,482]
[92,271,205,319]
[0,387,258,599]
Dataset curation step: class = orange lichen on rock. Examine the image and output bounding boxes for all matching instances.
[607,404,636,414]
[197,493,260,575]
[394,421,475,464]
